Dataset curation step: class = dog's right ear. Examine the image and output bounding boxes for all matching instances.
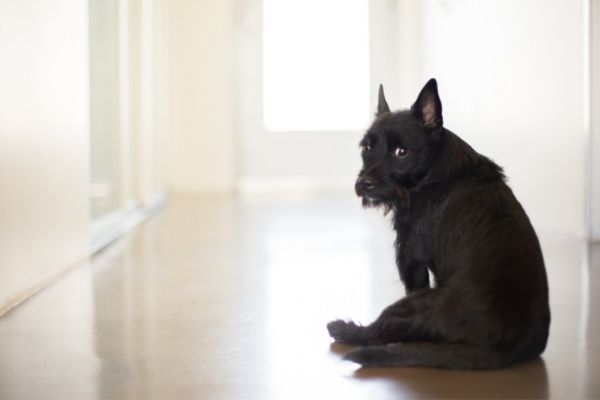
[411,78,443,129]
[377,84,390,116]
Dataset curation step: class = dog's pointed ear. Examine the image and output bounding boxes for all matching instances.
[377,84,390,116]
[411,78,443,129]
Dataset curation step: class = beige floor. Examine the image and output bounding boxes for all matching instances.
[1,194,599,399]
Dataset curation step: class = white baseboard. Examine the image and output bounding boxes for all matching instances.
[0,194,170,317]
[90,192,169,254]
[0,253,88,317]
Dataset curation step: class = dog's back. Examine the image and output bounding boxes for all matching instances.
[410,130,550,367]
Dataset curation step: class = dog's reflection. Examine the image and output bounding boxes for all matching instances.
[331,342,549,400]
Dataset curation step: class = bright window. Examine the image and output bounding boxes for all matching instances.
[262,0,370,132]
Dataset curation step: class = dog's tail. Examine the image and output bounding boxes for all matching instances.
[343,342,515,370]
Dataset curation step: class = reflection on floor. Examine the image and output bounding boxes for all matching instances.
[0,194,599,399]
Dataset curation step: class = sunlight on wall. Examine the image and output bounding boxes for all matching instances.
[262,0,370,132]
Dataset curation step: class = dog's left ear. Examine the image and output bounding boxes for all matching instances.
[411,78,443,129]
[377,84,390,116]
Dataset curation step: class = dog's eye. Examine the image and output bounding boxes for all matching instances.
[362,143,371,152]
[394,147,408,157]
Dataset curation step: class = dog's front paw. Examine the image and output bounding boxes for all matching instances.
[327,319,366,345]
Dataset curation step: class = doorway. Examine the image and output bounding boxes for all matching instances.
[234,0,400,193]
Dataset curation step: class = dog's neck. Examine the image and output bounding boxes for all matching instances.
[415,129,504,191]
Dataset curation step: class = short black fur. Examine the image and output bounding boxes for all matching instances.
[327,79,550,369]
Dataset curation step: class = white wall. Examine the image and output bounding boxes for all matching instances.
[0,0,90,314]
[159,0,235,193]
[401,0,587,237]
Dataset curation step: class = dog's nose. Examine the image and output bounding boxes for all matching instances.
[356,177,376,194]
[362,179,375,190]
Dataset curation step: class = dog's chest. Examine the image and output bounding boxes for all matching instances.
[395,197,440,264]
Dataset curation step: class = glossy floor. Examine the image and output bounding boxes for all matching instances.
[1,194,599,399]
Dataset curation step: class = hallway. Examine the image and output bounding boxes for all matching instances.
[1,195,599,399]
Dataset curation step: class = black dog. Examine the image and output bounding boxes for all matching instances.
[327,79,550,369]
